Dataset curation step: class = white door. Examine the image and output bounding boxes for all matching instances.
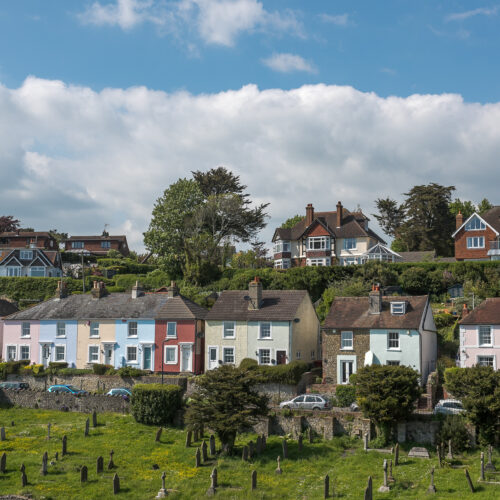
[42,345,51,367]
[181,345,192,372]
[103,345,113,365]
[208,346,218,370]
[341,360,354,384]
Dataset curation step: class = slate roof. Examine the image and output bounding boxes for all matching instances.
[458,298,500,325]
[481,206,500,233]
[323,295,428,330]
[66,235,128,241]
[206,290,307,321]
[0,299,18,317]
[5,293,169,321]
[156,295,208,320]
[0,248,60,268]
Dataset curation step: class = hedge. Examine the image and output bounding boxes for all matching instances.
[258,361,310,385]
[131,383,183,425]
[335,384,356,407]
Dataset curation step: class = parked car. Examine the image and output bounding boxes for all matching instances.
[279,394,330,411]
[47,384,87,396]
[0,382,29,390]
[106,388,132,398]
[434,399,465,415]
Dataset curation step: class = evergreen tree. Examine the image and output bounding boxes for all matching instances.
[0,216,20,232]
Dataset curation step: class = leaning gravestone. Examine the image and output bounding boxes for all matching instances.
[206,467,217,496]
[0,427,6,441]
[62,435,67,457]
[378,459,390,492]
[41,451,48,476]
[209,434,216,456]
[92,410,98,428]
[464,469,475,493]
[256,435,262,454]
[113,473,120,494]
[408,447,430,459]
[0,452,6,473]
[81,465,88,483]
[248,440,254,459]
[201,440,208,462]
[155,428,162,443]
[185,430,192,448]
[427,467,436,494]
[195,448,201,468]
[364,476,372,500]
[97,456,104,474]
[21,470,28,487]
[242,446,248,461]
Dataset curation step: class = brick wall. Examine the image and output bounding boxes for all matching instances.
[454,225,496,260]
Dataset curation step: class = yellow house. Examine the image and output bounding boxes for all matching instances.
[76,319,117,367]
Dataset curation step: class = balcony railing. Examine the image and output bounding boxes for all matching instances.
[489,240,500,250]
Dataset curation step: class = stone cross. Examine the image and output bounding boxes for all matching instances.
[378,459,390,492]
[156,428,162,443]
[427,467,436,494]
[0,427,5,441]
[185,430,192,448]
[41,451,48,476]
[209,434,216,456]
[47,423,51,440]
[242,446,248,461]
[256,435,262,454]
[97,456,103,473]
[108,450,115,470]
[363,433,368,452]
[308,427,313,444]
[92,410,98,428]
[248,440,254,459]
[464,468,474,493]
[0,452,6,473]
[20,463,25,473]
[436,445,441,468]
[480,452,485,481]
[84,418,90,437]
[251,470,257,491]
[206,467,217,496]
[394,443,399,465]
[81,465,88,483]
[156,471,167,499]
[113,473,120,494]
[195,448,201,468]
[298,435,303,453]
[201,440,208,462]
[324,474,329,499]
[62,435,67,456]
[275,456,282,475]
[388,459,394,482]
[193,429,199,442]
[282,439,288,459]
[364,476,372,500]
[21,470,27,487]
[486,444,496,472]
[446,439,453,460]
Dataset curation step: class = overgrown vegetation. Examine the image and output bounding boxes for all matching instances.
[335,385,357,407]
[131,383,183,425]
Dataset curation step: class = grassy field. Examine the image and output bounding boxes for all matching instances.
[0,408,499,499]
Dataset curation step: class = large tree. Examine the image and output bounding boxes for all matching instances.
[280,214,303,229]
[185,365,269,454]
[449,197,493,219]
[0,216,20,233]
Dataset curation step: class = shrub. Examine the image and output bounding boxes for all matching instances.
[239,358,258,371]
[437,414,471,453]
[48,362,68,370]
[335,385,356,407]
[259,361,310,385]
[131,383,183,425]
[92,363,113,375]
[117,366,149,377]
[58,368,92,376]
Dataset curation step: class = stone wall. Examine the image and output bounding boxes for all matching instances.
[0,388,130,414]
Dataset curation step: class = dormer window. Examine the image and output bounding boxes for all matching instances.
[20,250,33,260]
[465,216,485,231]
[306,236,330,250]
[391,302,406,315]
[274,240,290,253]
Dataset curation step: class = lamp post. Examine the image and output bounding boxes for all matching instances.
[161,339,168,385]
[78,250,90,293]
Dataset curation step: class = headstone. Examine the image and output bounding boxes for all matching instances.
[251,470,257,491]
[308,427,313,444]
[0,452,6,473]
[92,410,98,428]
[408,447,430,459]
[282,439,288,459]
[394,443,399,465]
[0,427,5,441]
[248,440,254,459]
[324,474,329,499]
[47,423,51,440]
[84,418,90,437]
[11,421,14,426]
[480,452,485,481]
[446,439,453,460]
[156,428,162,443]
[193,429,199,442]
[201,440,208,462]
[388,459,394,482]
[62,435,67,456]
[262,434,267,450]
[55,452,59,461]
[206,467,217,496]
[464,469,474,493]
[97,456,103,473]
[195,448,201,468]
[275,456,282,475]
[486,444,496,472]
[378,459,390,492]
[185,430,192,448]
[256,435,262,455]
[436,445,441,468]
[113,473,120,494]
[298,435,303,453]
[20,463,25,473]
[364,476,372,500]
[156,471,167,499]
[41,451,48,476]
[209,435,216,456]
[242,446,248,461]
[108,450,115,470]
[81,465,88,483]
[21,470,27,487]
[427,467,436,494]
[363,433,369,452]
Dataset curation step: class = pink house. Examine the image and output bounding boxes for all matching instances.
[459,298,500,369]
[2,320,40,364]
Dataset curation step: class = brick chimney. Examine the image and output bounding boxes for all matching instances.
[461,303,469,318]
[167,281,179,298]
[336,201,343,228]
[91,281,106,299]
[55,280,68,299]
[306,204,314,226]
[131,280,144,299]
[248,276,263,310]
[369,283,382,314]
[456,211,464,230]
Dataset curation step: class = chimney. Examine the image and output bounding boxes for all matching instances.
[461,303,469,318]
[167,281,179,298]
[369,283,382,314]
[131,280,144,299]
[456,211,464,230]
[306,203,314,226]
[248,276,263,310]
[336,201,343,228]
[91,281,106,299]
[55,280,68,299]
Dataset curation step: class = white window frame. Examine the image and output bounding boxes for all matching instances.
[223,346,235,364]
[274,258,291,269]
[476,355,495,368]
[166,322,177,338]
[56,321,66,338]
[478,325,492,346]
[391,302,406,315]
[128,321,138,337]
[341,331,353,350]
[21,322,31,338]
[388,331,400,350]
[30,266,45,277]
[223,321,235,339]
[19,345,30,361]
[71,241,84,249]
[306,236,330,250]
[6,345,17,361]
[55,344,66,362]
[165,345,178,364]
[307,257,330,267]
[259,322,272,339]
[467,236,485,249]
[337,354,357,385]
[343,238,356,250]
[7,266,21,276]
[465,216,486,231]
[20,250,33,260]
[274,240,291,253]
[89,322,99,338]
[258,348,271,365]
[126,346,138,363]
[88,345,100,363]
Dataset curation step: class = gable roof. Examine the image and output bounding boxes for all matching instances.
[0,231,54,239]
[206,290,308,321]
[156,295,208,320]
[323,295,428,330]
[0,248,60,268]
[66,235,128,242]
[0,299,18,317]
[452,209,500,238]
[458,298,500,325]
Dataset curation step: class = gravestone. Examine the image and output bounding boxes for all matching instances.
[11,421,14,426]
[108,450,115,470]
[324,474,330,499]
[156,471,167,499]
[242,446,248,461]
[378,459,390,492]
[206,467,217,496]
[298,435,303,453]
[55,452,59,461]
[248,441,254,459]
[0,427,5,441]
[427,467,436,494]
[156,428,162,443]
[256,435,262,455]
[446,439,453,460]
[193,429,199,442]
[0,452,6,473]
[84,418,90,437]
[282,439,288,459]
[308,428,313,444]
[436,445,441,468]
[262,434,267,450]
[364,476,372,500]
[62,435,67,456]
[97,456,104,473]
[275,456,282,475]
[113,473,120,494]
[47,423,51,440]
[486,445,496,472]
[81,465,88,483]
[21,470,27,487]
[251,470,257,491]
[388,459,394,482]
[195,448,201,468]
[92,410,98,428]
[209,435,216,456]
[20,463,25,473]
[185,430,192,448]
[480,452,485,481]
[464,469,474,493]
[363,433,369,452]
[41,451,48,476]
[394,443,399,465]
[201,440,208,462]
[408,447,430,459]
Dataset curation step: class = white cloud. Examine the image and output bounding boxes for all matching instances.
[262,53,316,73]
[2,77,500,251]
[319,13,349,26]
[446,7,498,22]
[79,0,303,46]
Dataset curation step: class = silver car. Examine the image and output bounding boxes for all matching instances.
[434,399,465,415]
[279,394,330,411]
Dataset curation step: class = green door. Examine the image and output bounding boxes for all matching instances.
[143,346,151,370]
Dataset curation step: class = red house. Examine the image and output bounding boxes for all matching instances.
[154,282,207,374]
[64,232,129,256]
[0,231,58,250]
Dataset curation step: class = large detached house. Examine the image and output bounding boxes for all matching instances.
[205,278,320,369]
[322,286,437,385]
[64,232,129,257]
[453,206,500,261]
[272,202,385,268]
[459,298,500,370]
[0,231,58,250]
[0,248,62,277]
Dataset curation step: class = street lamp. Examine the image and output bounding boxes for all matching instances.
[161,339,168,385]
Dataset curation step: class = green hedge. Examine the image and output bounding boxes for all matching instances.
[96,258,157,275]
[335,385,356,407]
[131,383,183,425]
[258,361,310,385]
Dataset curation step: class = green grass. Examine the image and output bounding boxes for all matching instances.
[0,408,499,499]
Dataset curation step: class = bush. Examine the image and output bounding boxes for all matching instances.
[335,385,356,407]
[58,368,92,376]
[92,363,113,375]
[48,362,68,370]
[131,383,183,425]
[117,366,149,377]
[259,361,311,385]
[437,415,471,453]
[239,358,258,371]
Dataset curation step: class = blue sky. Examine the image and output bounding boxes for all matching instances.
[1,1,500,250]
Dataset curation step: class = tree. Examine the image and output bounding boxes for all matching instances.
[477,198,493,215]
[49,229,68,247]
[372,198,405,239]
[230,241,271,269]
[280,215,303,229]
[449,199,476,220]
[0,216,20,232]
[185,365,269,454]
[192,166,247,197]
[353,365,421,444]
[444,366,500,445]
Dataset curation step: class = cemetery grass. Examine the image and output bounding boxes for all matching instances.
[0,408,499,499]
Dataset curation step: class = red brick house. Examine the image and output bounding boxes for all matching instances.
[453,206,500,261]
[154,282,207,374]
[64,232,129,256]
[0,231,58,250]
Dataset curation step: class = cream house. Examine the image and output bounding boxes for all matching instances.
[204,278,320,369]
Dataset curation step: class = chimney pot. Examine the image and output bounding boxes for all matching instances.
[306,204,314,226]
[248,278,263,310]
[336,201,343,228]
[456,211,464,230]
[369,284,382,314]
[167,281,179,298]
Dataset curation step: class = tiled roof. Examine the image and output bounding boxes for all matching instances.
[0,248,60,267]
[398,251,436,263]
[0,232,54,239]
[482,206,500,233]
[0,299,18,317]
[458,298,500,325]
[156,295,208,320]
[323,295,428,330]
[66,235,127,241]
[206,290,308,321]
